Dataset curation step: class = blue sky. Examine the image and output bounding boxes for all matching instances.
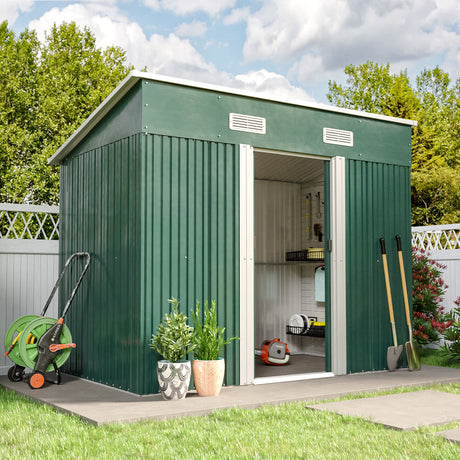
[2,0,460,104]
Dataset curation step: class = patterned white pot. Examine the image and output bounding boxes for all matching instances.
[157,360,191,400]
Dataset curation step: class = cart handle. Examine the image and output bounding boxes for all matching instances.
[41,252,91,318]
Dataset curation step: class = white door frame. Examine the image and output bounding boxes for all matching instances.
[239,145,347,384]
[239,144,255,385]
[329,156,347,375]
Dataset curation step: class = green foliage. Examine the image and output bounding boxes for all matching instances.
[412,248,450,345]
[440,298,460,361]
[192,300,238,361]
[0,20,133,205]
[411,167,460,225]
[150,298,195,363]
[328,61,460,225]
[419,347,460,369]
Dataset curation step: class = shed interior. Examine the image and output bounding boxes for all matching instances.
[253,150,327,380]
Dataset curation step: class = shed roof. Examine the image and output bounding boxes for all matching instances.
[49,70,417,165]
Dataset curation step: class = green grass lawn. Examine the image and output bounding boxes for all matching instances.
[419,346,460,369]
[0,347,458,459]
[1,380,460,459]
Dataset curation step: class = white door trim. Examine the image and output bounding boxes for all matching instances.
[239,144,255,385]
[330,156,347,375]
[239,148,347,383]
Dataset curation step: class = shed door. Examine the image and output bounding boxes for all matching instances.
[239,145,347,385]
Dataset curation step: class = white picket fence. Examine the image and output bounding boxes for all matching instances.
[412,224,460,314]
[0,203,60,375]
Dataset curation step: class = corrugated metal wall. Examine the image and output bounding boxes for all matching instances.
[60,134,143,393]
[346,159,411,373]
[141,135,240,393]
[0,241,59,375]
[60,134,240,394]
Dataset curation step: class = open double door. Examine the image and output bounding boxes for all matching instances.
[239,146,346,385]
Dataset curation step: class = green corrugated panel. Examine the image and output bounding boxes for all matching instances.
[60,134,143,393]
[140,135,240,394]
[60,133,239,394]
[346,159,411,373]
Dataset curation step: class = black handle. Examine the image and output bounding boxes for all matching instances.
[395,234,402,252]
[379,238,386,255]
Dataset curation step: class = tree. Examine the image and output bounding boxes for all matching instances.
[0,21,133,205]
[0,22,40,203]
[328,61,460,225]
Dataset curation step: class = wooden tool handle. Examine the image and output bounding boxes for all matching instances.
[396,235,411,327]
[380,238,397,341]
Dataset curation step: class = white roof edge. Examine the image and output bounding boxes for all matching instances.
[49,70,417,165]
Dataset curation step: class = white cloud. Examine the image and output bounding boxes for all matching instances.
[25,3,318,102]
[27,3,226,82]
[144,0,236,16]
[0,0,34,26]
[175,20,207,37]
[231,69,315,102]
[223,7,250,25]
[142,0,160,9]
[242,0,460,84]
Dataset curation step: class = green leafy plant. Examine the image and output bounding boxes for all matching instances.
[191,300,238,361]
[150,298,195,362]
[440,297,460,361]
[412,247,451,344]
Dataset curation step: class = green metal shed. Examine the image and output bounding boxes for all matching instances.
[49,71,416,395]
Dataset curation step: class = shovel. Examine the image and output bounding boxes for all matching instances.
[396,235,421,371]
[380,238,403,371]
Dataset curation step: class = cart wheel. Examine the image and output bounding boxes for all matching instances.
[7,365,24,382]
[4,315,39,368]
[28,371,45,390]
[17,317,73,372]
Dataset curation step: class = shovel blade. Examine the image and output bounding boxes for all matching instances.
[387,345,403,371]
[406,341,421,371]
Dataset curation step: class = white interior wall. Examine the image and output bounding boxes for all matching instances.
[300,180,326,325]
[254,178,325,356]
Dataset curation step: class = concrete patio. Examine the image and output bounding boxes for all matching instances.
[2,365,460,430]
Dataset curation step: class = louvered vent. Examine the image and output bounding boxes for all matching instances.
[323,127,353,147]
[229,113,266,134]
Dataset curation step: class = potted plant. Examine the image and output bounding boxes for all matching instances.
[150,298,195,400]
[191,300,238,396]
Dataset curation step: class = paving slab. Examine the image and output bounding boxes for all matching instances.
[306,390,460,430]
[1,365,460,425]
[437,428,460,444]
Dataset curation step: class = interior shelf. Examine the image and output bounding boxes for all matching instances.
[286,316,325,338]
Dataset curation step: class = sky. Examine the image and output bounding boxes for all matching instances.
[2,0,460,104]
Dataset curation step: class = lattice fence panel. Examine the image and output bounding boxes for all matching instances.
[0,204,59,240]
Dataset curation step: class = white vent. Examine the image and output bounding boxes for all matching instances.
[229,113,266,134]
[323,127,353,147]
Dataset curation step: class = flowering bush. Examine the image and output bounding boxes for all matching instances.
[412,247,451,345]
[440,297,460,361]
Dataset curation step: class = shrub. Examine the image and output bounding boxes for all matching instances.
[412,247,451,344]
[150,298,195,362]
[191,300,238,361]
[440,297,460,361]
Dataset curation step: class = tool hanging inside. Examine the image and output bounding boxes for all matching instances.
[305,192,312,237]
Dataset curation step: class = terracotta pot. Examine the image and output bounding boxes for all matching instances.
[157,360,191,400]
[192,358,225,396]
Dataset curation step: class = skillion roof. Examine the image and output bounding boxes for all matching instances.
[49,70,417,165]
